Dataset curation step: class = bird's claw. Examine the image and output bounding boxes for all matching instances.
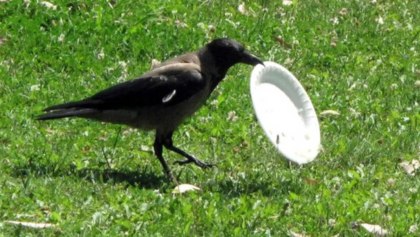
[174,158,213,169]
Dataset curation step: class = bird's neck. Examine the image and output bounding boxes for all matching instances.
[198,49,232,84]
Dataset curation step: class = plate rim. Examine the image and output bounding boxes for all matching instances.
[250,61,321,164]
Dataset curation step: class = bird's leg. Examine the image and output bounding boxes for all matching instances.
[153,136,175,182]
[163,132,213,169]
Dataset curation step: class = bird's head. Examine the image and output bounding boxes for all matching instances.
[206,38,264,70]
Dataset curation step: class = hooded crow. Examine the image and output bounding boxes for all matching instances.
[37,38,264,181]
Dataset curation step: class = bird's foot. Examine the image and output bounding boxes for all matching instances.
[174,157,213,169]
[166,171,176,182]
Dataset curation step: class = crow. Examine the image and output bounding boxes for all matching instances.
[37,38,264,181]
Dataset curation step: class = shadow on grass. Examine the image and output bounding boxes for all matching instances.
[11,162,167,189]
[75,167,167,188]
[215,178,301,198]
[11,160,303,196]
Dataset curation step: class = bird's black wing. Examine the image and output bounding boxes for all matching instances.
[90,70,205,109]
[44,64,205,111]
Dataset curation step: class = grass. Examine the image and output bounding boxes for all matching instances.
[0,0,419,236]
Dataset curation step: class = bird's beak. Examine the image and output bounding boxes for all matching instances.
[241,51,264,66]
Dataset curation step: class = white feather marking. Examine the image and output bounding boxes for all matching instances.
[162,90,176,103]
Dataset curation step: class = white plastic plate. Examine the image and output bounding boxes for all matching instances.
[250,61,321,164]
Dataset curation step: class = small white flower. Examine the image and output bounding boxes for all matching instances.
[331,17,339,25]
[349,108,361,117]
[224,12,233,18]
[30,84,40,91]
[372,203,381,209]
[284,205,292,215]
[387,178,396,186]
[376,16,384,25]
[227,111,239,122]
[328,219,336,227]
[208,24,216,33]
[118,61,127,68]
[210,99,218,108]
[399,124,406,131]
[117,61,128,82]
[174,20,188,28]
[390,83,398,90]
[348,82,358,90]
[409,224,418,233]
[407,23,413,31]
[330,39,337,47]
[399,159,420,176]
[283,58,294,66]
[150,59,160,69]
[197,22,205,30]
[40,1,57,10]
[57,33,65,42]
[238,3,247,15]
[140,145,153,153]
[339,8,348,16]
[97,48,105,60]
[282,0,293,6]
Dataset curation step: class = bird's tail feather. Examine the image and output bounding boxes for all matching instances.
[42,100,98,112]
[37,99,100,120]
[36,108,95,120]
